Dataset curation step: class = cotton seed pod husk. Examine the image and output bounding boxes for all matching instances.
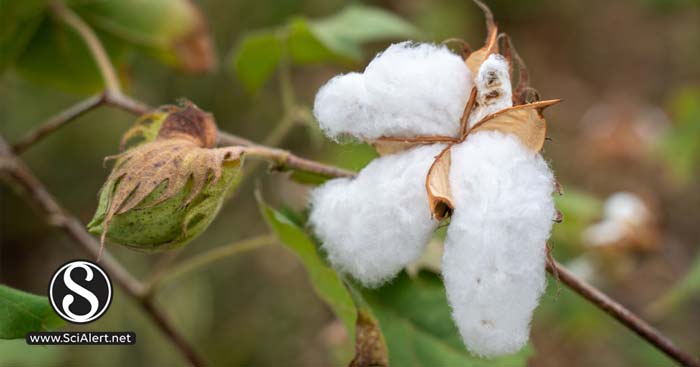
[87,100,244,252]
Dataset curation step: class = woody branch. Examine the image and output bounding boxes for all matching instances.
[2,2,697,367]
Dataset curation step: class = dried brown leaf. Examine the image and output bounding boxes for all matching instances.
[425,146,455,220]
[469,99,561,152]
[465,0,499,75]
[370,136,458,156]
[370,140,419,156]
[349,311,388,367]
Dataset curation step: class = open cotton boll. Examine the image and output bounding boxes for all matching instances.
[313,42,471,140]
[467,54,513,128]
[309,144,445,287]
[313,72,369,140]
[442,131,555,357]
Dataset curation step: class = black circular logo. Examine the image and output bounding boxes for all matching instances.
[49,260,112,324]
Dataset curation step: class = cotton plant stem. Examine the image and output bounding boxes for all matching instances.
[50,1,121,94]
[6,6,696,361]
[0,135,206,367]
[545,260,699,367]
[144,234,277,294]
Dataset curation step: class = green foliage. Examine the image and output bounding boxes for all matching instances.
[364,272,532,367]
[15,16,128,94]
[0,0,49,71]
[1,0,212,93]
[0,284,64,339]
[256,194,357,340]
[551,188,603,256]
[229,4,420,93]
[658,88,700,183]
[649,255,700,315]
[74,0,210,72]
[231,31,284,93]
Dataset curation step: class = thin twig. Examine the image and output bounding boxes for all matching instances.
[50,1,121,94]
[12,95,104,154]
[0,135,205,367]
[546,259,699,367]
[144,234,277,295]
[6,5,697,361]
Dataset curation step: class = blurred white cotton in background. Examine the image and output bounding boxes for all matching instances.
[313,42,471,140]
[442,131,555,357]
[309,144,445,287]
[583,191,652,246]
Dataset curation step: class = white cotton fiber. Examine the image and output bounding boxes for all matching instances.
[442,131,555,357]
[467,54,513,128]
[313,42,472,140]
[309,144,445,287]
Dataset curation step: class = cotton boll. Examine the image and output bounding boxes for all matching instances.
[467,54,513,128]
[313,42,471,140]
[309,144,445,287]
[313,72,369,140]
[442,131,555,357]
[583,192,652,247]
[603,192,650,225]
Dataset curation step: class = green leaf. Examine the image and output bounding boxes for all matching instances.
[649,255,700,315]
[0,0,49,70]
[287,17,347,64]
[289,5,420,64]
[0,285,64,339]
[256,193,357,341]
[657,88,700,183]
[288,169,333,185]
[14,15,128,94]
[229,31,283,93]
[310,4,420,58]
[551,188,603,252]
[74,0,214,73]
[364,272,533,367]
[229,5,419,90]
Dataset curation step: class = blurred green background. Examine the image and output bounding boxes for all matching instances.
[1,0,699,366]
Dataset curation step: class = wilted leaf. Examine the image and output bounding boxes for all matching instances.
[14,15,128,94]
[0,285,64,339]
[464,29,498,75]
[464,1,498,75]
[75,0,215,73]
[256,195,357,340]
[426,146,454,220]
[349,310,389,367]
[229,30,283,93]
[88,101,244,251]
[470,99,561,152]
[364,272,533,367]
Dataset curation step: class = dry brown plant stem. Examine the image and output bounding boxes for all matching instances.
[2,3,697,367]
